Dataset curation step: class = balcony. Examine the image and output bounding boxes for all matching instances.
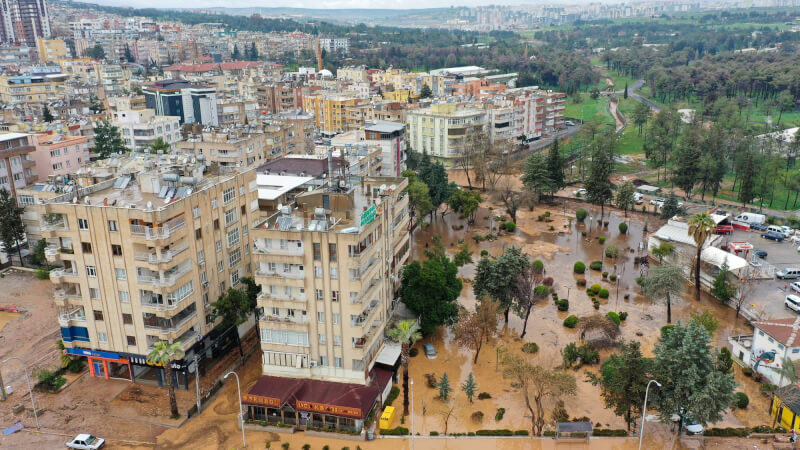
[22,158,35,169]
[354,275,382,304]
[41,218,68,236]
[255,269,305,280]
[130,216,186,241]
[143,305,197,336]
[351,299,380,328]
[50,267,79,281]
[140,293,190,313]
[253,241,304,257]
[54,285,81,306]
[134,241,189,265]
[257,291,307,303]
[137,260,192,287]
[57,307,86,326]
[261,314,309,325]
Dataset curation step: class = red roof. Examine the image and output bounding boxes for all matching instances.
[756,317,800,346]
[244,368,392,419]
[164,61,265,73]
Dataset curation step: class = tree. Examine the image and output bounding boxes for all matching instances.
[633,101,651,136]
[651,242,675,264]
[589,341,651,432]
[585,133,616,218]
[711,259,737,303]
[461,372,477,403]
[512,262,546,338]
[406,177,433,230]
[438,398,457,434]
[642,264,684,324]
[448,189,481,224]
[650,321,736,435]
[210,288,251,329]
[147,341,186,418]
[92,119,126,159]
[673,120,703,199]
[417,155,454,219]
[690,310,719,336]
[42,105,54,123]
[0,189,25,263]
[521,153,553,202]
[31,238,47,267]
[455,128,486,189]
[659,192,681,219]
[249,42,259,61]
[387,320,422,416]
[400,253,461,335]
[437,372,452,400]
[420,83,433,99]
[688,213,715,297]
[501,353,577,435]
[737,144,760,206]
[615,181,636,217]
[123,43,134,62]
[232,44,241,60]
[451,298,499,363]
[240,276,261,323]
[716,347,733,374]
[499,184,521,223]
[623,82,628,99]
[546,138,565,195]
[645,107,680,183]
[452,242,473,267]
[84,44,105,60]
[146,137,170,154]
[473,246,529,325]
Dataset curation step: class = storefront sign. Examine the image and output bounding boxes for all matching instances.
[66,348,121,360]
[242,393,281,407]
[296,401,362,419]
[360,205,376,227]
[126,354,183,369]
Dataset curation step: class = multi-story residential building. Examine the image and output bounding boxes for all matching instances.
[177,128,269,170]
[336,66,367,82]
[319,37,349,54]
[242,175,409,432]
[0,132,37,196]
[731,317,800,387]
[112,109,182,152]
[0,0,51,46]
[216,98,259,128]
[256,81,304,115]
[262,111,317,156]
[95,64,125,98]
[31,134,89,180]
[405,102,486,167]
[0,43,31,65]
[17,180,64,242]
[38,160,258,386]
[303,94,361,135]
[453,78,508,100]
[143,80,219,127]
[331,121,407,177]
[0,72,69,105]
[35,37,69,62]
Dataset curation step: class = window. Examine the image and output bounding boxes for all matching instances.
[759,331,765,336]
[320,355,328,366]
[98,332,108,343]
[224,208,237,226]
[86,266,96,277]
[794,349,800,354]
[111,245,122,256]
[18,195,34,206]
[769,337,775,343]
[350,292,358,303]
[334,335,341,346]
[317,312,325,323]
[192,206,201,219]
[227,228,240,247]
[329,244,337,262]
[214,219,220,230]
[231,269,241,286]
[229,248,241,267]
[318,333,326,344]
[217,261,224,272]
[223,187,236,204]
[119,290,129,302]
[93,310,104,321]
[197,250,205,265]
[200,272,207,284]
[126,336,136,346]
[314,266,322,278]
[78,218,89,230]
[333,313,340,324]
[330,267,338,279]
[220,281,226,292]
[195,228,202,240]
[331,291,339,302]
[242,225,248,236]
[216,240,222,252]
[90,288,100,299]
[313,243,321,261]
[316,289,323,301]
[167,281,194,303]
[335,357,342,368]
[211,198,218,209]
[260,330,309,347]
[115,268,126,280]
[122,313,133,325]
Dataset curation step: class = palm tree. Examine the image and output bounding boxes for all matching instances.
[387,320,422,416]
[147,341,185,418]
[147,137,170,154]
[688,213,716,298]
[651,242,676,264]
[642,264,684,324]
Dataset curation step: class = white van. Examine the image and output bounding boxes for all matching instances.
[777,268,800,280]
[786,294,800,313]
[767,225,784,235]
[633,193,644,204]
[734,213,766,225]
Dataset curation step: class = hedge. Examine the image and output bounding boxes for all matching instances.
[381,426,409,435]
[476,429,513,436]
[574,262,586,274]
[564,315,579,328]
[385,386,400,406]
[513,430,529,436]
[593,429,628,437]
[606,312,620,326]
[590,261,602,271]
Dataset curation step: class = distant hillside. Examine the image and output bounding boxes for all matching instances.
[198,7,458,25]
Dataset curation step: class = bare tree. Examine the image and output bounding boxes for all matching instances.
[438,398,458,435]
[485,139,512,191]
[499,181,520,223]
[451,298,499,363]
[513,264,547,338]
[456,128,487,190]
[733,266,756,318]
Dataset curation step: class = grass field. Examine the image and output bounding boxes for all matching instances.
[564,95,616,126]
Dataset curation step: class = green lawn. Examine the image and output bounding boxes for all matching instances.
[564,96,615,126]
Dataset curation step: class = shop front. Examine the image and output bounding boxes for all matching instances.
[66,348,132,381]
[125,353,190,390]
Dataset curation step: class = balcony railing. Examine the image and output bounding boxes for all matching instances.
[130,217,186,240]
[54,286,81,299]
[134,241,189,264]
[58,307,86,323]
[255,269,305,279]
[137,261,192,287]
[253,244,304,256]
[41,219,68,232]
[257,291,307,302]
[50,268,79,278]
[143,310,196,332]
[44,245,59,256]
[261,315,309,325]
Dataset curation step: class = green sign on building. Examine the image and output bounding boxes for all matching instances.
[360,204,377,227]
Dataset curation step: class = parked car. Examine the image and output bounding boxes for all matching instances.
[786,294,800,314]
[565,120,576,126]
[790,235,800,244]
[790,282,800,294]
[633,192,644,204]
[751,223,768,231]
[649,198,665,207]
[753,249,768,259]
[780,226,795,237]
[777,268,800,280]
[684,418,704,435]
[66,434,105,449]
[714,224,734,235]
[423,343,437,359]
[761,231,785,242]
[572,188,587,196]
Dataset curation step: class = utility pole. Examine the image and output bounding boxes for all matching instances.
[0,369,6,401]
[194,355,201,413]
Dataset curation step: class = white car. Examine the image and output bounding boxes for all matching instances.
[565,120,576,126]
[790,282,800,294]
[649,198,665,206]
[781,226,796,238]
[790,235,800,244]
[66,434,105,449]
[685,419,704,434]
[573,188,587,196]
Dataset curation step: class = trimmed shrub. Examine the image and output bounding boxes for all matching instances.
[598,289,610,299]
[742,367,753,377]
[590,261,602,271]
[605,245,619,259]
[557,299,569,311]
[429,431,439,436]
[522,342,539,354]
[563,315,579,328]
[598,237,606,245]
[478,392,492,400]
[602,271,608,279]
[543,277,554,287]
[495,408,506,421]
[480,250,489,257]
[502,221,516,232]
[735,392,749,409]
[476,429,513,436]
[381,426,410,436]
[618,223,628,234]
[574,261,586,274]
[581,231,587,237]
[577,279,587,287]
[385,386,400,406]
[609,274,617,282]
[606,312,621,326]
[409,348,419,358]
[576,208,587,221]
[471,411,484,423]
[535,285,550,297]
[532,260,544,272]
[618,311,628,321]
[513,430,530,436]
[593,429,628,437]
[761,383,777,395]
[661,325,675,338]
[587,284,602,296]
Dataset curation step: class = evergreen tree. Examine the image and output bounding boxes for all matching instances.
[546,138,565,195]
[521,153,553,202]
[623,82,628,99]
[461,372,477,403]
[417,154,455,220]
[660,192,682,219]
[42,105,54,123]
[590,341,651,432]
[585,132,616,218]
[92,119,127,159]
[437,372,452,400]
[737,145,760,206]
[400,252,461,336]
[0,189,25,263]
[473,246,530,325]
[419,83,433,99]
[123,43,134,62]
[615,181,636,218]
[84,44,105,60]
[711,259,737,303]
[632,101,651,136]
[249,42,259,61]
[232,44,241,60]
[673,121,703,199]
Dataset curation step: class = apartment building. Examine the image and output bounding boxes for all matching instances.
[331,121,407,177]
[143,80,219,127]
[177,128,269,170]
[38,159,258,387]
[302,93,361,135]
[336,66,367,82]
[0,132,37,196]
[405,102,486,167]
[95,64,126,98]
[0,72,69,105]
[31,134,89,180]
[0,0,51,46]
[263,112,316,156]
[319,37,349,54]
[243,175,409,432]
[255,81,303,115]
[112,109,181,152]
[216,98,259,128]
[35,37,69,62]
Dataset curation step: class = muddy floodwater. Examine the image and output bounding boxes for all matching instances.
[0,310,21,331]
[395,197,768,440]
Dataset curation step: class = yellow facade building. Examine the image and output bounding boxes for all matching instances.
[36,38,71,62]
[302,94,361,134]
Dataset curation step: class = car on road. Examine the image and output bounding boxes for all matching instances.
[777,268,800,280]
[572,188,587,196]
[565,120,576,126]
[790,282,800,294]
[761,231,785,242]
[751,223,768,231]
[753,249,768,259]
[66,434,105,449]
[786,294,800,314]
[423,343,437,359]
[780,226,796,237]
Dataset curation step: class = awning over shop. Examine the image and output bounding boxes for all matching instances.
[374,342,401,367]
[701,247,748,272]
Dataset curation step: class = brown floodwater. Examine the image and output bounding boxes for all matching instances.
[399,197,769,440]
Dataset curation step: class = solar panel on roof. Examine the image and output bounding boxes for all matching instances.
[277,216,293,231]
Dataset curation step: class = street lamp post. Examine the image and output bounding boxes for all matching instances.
[410,379,415,450]
[638,379,661,450]
[224,371,246,448]
[194,355,201,414]
[2,357,39,429]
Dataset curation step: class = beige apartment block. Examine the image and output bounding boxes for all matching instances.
[251,176,410,385]
[177,128,269,170]
[38,160,258,385]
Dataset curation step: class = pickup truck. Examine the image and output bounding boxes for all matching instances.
[714,224,734,235]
